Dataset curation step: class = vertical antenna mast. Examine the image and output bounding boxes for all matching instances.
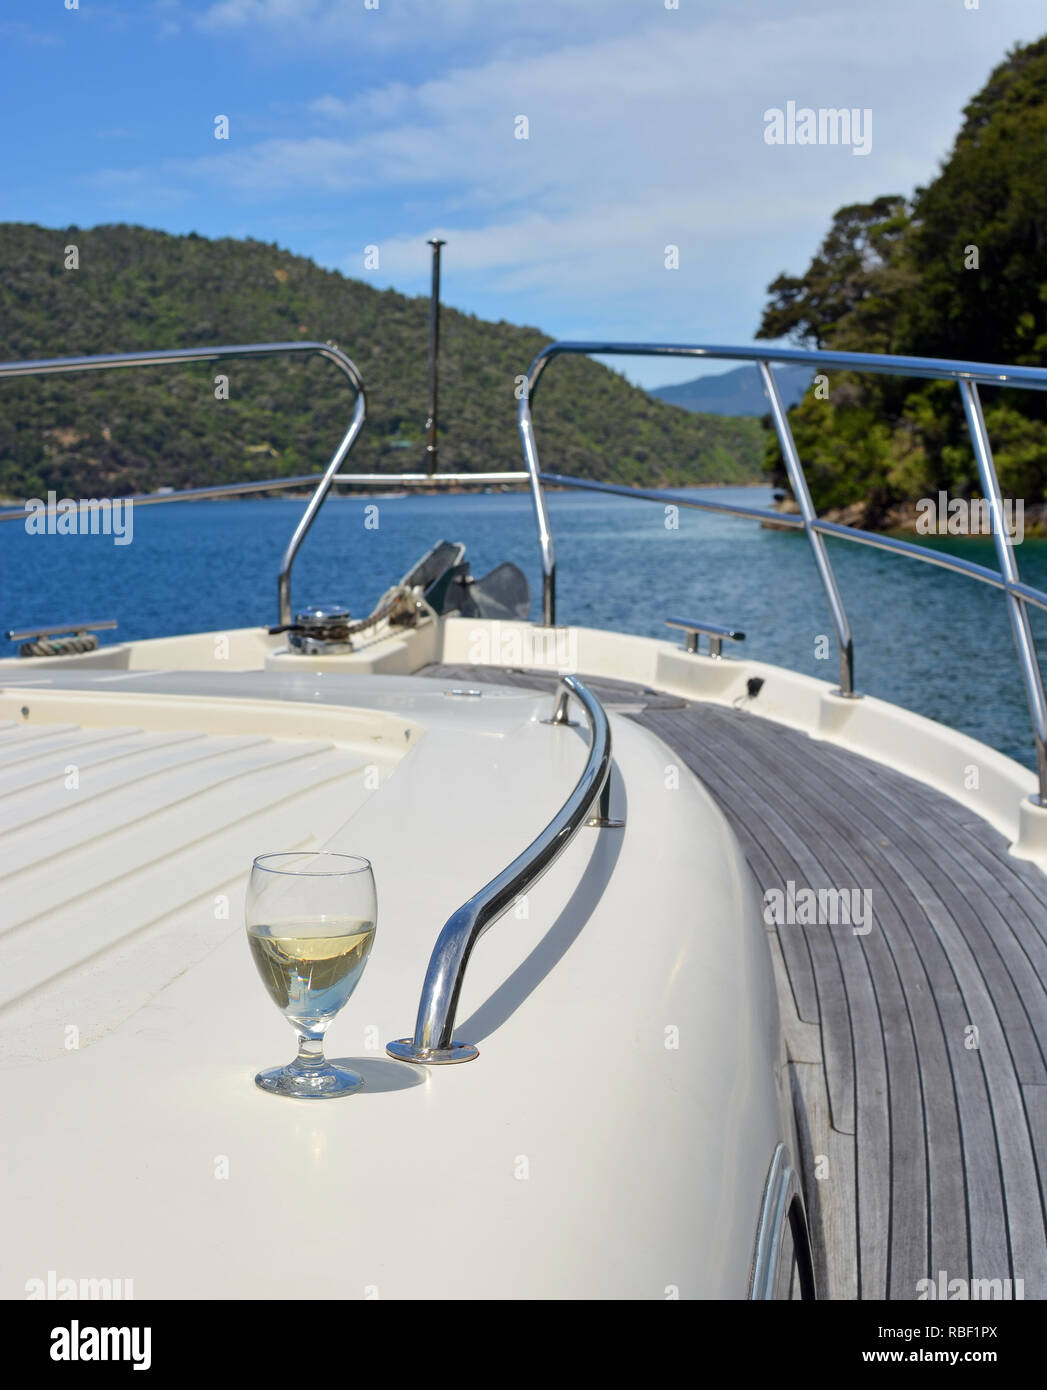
[425,237,445,475]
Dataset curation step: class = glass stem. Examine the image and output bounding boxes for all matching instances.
[295,1030,326,1070]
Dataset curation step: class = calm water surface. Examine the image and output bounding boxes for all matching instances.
[4,486,1046,769]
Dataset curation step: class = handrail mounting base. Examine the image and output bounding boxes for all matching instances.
[386,1039,479,1065]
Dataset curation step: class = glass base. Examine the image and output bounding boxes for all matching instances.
[254,1060,364,1099]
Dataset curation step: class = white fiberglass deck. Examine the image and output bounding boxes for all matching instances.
[0,668,782,1299]
[0,710,402,1062]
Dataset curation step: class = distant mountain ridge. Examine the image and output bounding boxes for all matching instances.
[649,363,813,416]
[0,222,765,499]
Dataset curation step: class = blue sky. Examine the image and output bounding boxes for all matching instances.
[2,0,1046,388]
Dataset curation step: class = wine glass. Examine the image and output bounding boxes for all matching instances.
[246,851,377,1098]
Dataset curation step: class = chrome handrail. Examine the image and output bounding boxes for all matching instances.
[0,473,332,521]
[333,472,530,486]
[5,336,1046,796]
[666,616,745,657]
[534,470,1038,597]
[386,675,613,1064]
[960,379,1047,798]
[0,340,366,626]
[758,359,854,697]
[518,341,1047,801]
[749,1143,815,1300]
[0,470,530,523]
[6,619,117,642]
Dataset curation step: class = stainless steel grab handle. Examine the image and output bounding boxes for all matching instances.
[386,675,616,1064]
[666,615,746,658]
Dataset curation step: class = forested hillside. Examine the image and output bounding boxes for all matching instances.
[757,34,1047,528]
[0,223,762,499]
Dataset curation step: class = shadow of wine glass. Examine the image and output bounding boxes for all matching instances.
[324,1056,428,1092]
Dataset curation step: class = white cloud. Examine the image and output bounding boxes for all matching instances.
[0,19,61,46]
[309,95,350,119]
[82,0,1047,377]
[308,85,411,124]
[166,10,972,263]
[199,0,311,28]
[181,15,898,195]
[198,0,645,42]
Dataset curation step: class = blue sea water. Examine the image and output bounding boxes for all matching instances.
[4,485,1047,770]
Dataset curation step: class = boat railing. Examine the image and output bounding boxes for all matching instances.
[386,674,615,1064]
[517,341,1047,803]
[0,341,532,625]
[3,337,1046,798]
[0,341,367,626]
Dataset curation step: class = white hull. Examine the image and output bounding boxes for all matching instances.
[1,624,799,1299]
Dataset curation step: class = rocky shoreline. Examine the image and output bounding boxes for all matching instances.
[765,495,1047,539]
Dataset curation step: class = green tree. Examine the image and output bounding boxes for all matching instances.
[756,35,1047,525]
[0,222,763,499]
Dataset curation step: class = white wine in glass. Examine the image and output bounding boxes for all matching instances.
[246,852,376,1098]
